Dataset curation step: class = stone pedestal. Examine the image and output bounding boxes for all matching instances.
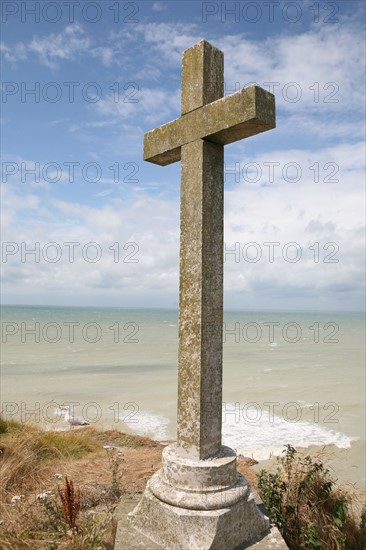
[128,444,270,550]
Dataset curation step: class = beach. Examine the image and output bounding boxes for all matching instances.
[1,305,365,488]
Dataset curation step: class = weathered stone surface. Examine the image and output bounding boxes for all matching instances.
[116,493,288,550]
[181,40,223,115]
[144,85,275,166]
[128,484,270,550]
[177,41,225,461]
[177,139,223,460]
[159,444,237,493]
[149,444,247,510]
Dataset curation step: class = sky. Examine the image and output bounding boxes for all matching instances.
[1,0,365,311]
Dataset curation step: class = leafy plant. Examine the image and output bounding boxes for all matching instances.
[257,445,366,550]
[104,446,124,502]
[42,494,66,534]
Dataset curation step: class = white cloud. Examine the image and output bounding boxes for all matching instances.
[0,41,27,63]
[91,46,114,67]
[1,139,364,310]
[274,112,365,142]
[1,183,40,227]
[1,186,180,306]
[226,141,365,190]
[220,22,364,114]
[221,141,365,308]
[94,87,180,125]
[2,24,114,68]
[152,2,166,12]
[29,24,91,69]
[134,22,201,65]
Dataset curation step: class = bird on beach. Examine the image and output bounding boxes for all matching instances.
[60,406,90,428]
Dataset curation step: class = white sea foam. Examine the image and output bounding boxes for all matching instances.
[126,405,356,462]
[124,410,171,440]
[298,400,317,408]
[222,404,357,460]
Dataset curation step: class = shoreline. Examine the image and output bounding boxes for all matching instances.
[14,417,366,493]
[13,409,364,493]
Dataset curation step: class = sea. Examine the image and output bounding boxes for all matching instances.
[1,305,365,489]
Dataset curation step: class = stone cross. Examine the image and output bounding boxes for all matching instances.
[128,40,276,550]
[144,40,275,460]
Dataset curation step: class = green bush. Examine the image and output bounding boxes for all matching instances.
[257,445,366,550]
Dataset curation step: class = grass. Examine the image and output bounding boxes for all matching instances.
[257,444,366,550]
[0,416,23,434]
[0,422,101,498]
[0,417,132,549]
[93,430,147,448]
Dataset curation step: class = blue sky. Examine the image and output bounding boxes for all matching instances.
[1,0,365,311]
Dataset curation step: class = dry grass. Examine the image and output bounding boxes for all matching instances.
[0,417,148,549]
[0,422,100,500]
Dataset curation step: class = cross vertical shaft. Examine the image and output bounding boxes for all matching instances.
[177,42,224,460]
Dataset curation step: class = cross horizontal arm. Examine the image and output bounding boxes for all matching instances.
[144,85,275,166]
